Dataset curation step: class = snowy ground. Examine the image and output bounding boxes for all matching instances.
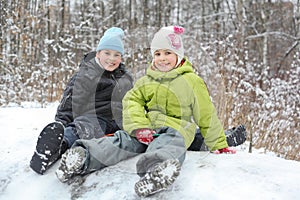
[0,102,300,200]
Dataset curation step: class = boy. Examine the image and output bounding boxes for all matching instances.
[30,27,133,175]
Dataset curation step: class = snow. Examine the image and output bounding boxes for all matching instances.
[1,103,300,200]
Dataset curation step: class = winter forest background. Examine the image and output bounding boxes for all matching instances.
[0,0,299,161]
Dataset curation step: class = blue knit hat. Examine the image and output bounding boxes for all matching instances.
[96,27,125,55]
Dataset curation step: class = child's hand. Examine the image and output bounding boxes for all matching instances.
[134,128,156,145]
[213,147,236,154]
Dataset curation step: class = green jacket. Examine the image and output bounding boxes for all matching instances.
[122,58,228,150]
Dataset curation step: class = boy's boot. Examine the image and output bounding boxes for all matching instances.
[135,159,181,197]
[56,146,87,183]
[188,124,248,151]
[225,125,247,147]
[30,122,67,174]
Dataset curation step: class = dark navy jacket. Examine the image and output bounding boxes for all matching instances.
[55,51,133,139]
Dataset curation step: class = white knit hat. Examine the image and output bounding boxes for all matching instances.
[151,26,185,66]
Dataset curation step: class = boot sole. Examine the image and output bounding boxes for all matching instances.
[135,159,181,197]
[30,122,64,174]
[226,125,247,147]
[56,147,86,182]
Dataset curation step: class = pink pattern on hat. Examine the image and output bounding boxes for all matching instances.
[167,34,182,50]
[173,26,184,35]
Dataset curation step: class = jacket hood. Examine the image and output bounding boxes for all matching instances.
[83,51,97,63]
[146,57,194,80]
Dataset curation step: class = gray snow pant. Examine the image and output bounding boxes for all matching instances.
[72,126,186,177]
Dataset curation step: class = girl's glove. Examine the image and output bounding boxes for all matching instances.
[133,128,157,145]
[213,147,236,154]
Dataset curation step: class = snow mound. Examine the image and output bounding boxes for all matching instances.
[0,104,300,200]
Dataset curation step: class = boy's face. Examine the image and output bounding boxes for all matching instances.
[96,50,122,71]
[153,49,178,72]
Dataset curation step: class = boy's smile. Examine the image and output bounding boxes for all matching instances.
[96,50,122,71]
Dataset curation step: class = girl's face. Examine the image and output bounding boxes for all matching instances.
[153,49,178,72]
[96,50,122,71]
